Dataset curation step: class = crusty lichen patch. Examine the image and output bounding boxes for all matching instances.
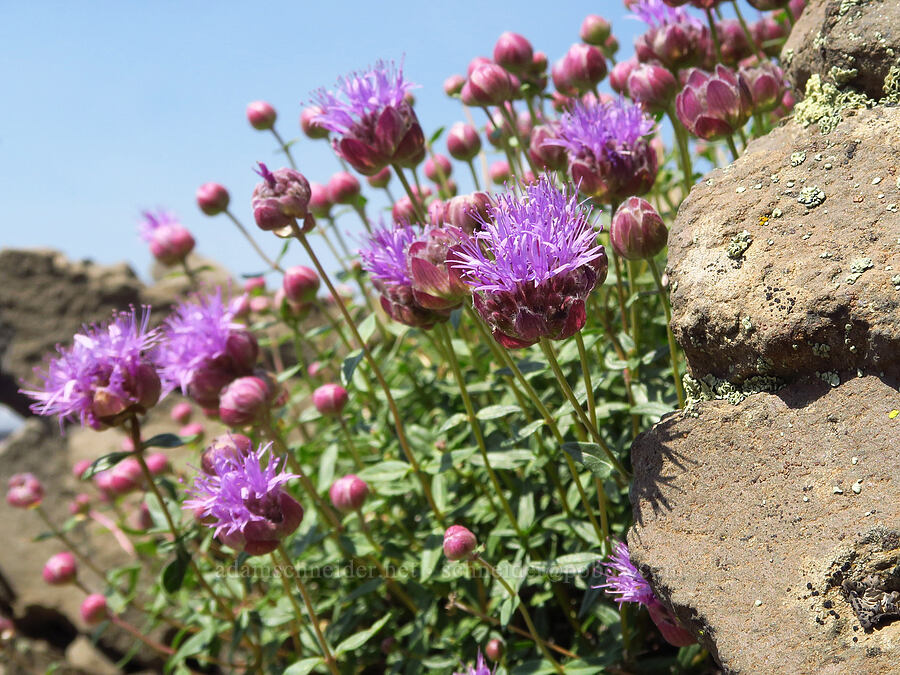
[682,373,782,416]
[727,231,753,261]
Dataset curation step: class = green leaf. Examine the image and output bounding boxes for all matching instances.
[517,493,535,531]
[476,404,521,421]
[428,126,446,145]
[561,442,614,479]
[283,658,325,675]
[341,349,364,387]
[432,473,447,513]
[553,552,601,573]
[357,461,410,483]
[161,546,190,593]
[358,313,376,343]
[317,444,338,493]
[276,363,303,383]
[516,419,545,439]
[81,451,131,479]
[334,613,391,655]
[420,532,443,581]
[438,413,467,433]
[142,433,185,450]
[630,401,676,419]
[171,624,215,664]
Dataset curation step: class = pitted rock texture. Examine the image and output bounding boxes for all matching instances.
[782,0,900,100]
[628,375,900,674]
[668,106,900,383]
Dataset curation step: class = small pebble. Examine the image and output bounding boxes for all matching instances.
[754,599,763,607]
[803,496,810,502]
[872,176,882,185]
[833,486,844,494]
[851,456,859,465]
[852,482,862,494]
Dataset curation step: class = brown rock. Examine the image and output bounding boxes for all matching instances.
[668,106,900,383]
[782,0,900,100]
[628,375,900,674]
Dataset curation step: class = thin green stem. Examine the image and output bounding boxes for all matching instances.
[474,556,565,674]
[667,109,694,197]
[224,210,282,272]
[351,203,372,234]
[271,128,297,169]
[35,507,106,579]
[731,0,766,61]
[726,134,740,162]
[391,164,426,223]
[338,417,364,470]
[466,159,482,191]
[648,259,685,408]
[271,552,304,654]
[180,259,199,291]
[705,8,723,63]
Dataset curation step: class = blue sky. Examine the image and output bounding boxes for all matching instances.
[0,1,646,284]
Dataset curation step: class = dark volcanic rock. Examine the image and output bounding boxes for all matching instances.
[628,375,900,674]
[782,0,900,101]
[667,106,900,383]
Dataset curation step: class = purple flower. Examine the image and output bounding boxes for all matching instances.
[630,0,709,71]
[184,443,303,556]
[22,307,162,430]
[138,210,196,266]
[454,651,493,675]
[448,176,607,348]
[155,289,258,409]
[359,223,451,328]
[546,97,658,202]
[629,0,702,30]
[312,60,425,175]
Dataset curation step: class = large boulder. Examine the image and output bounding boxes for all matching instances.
[629,375,899,674]
[667,105,900,383]
[782,0,900,101]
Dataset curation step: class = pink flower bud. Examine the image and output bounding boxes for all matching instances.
[485,638,504,661]
[610,58,639,95]
[312,383,348,417]
[428,199,448,226]
[251,163,312,233]
[739,62,785,114]
[131,501,153,531]
[244,276,266,293]
[218,375,272,426]
[42,552,77,585]
[201,434,253,475]
[72,460,92,480]
[611,197,668,261]
[750,17,788,58]
[283,265,320,304]
[424,154,452,182]
[467,56,492,78]
[493,32,534,75]
[392,196,417,223]
[628,63,678,113]
[328,474,369,512]
[716,19,751,66]
[145,453,171,475]
[6,473,44,508]
[747,0,787,10]
[171,401,193,424]
[528,125,567,172]
[445,192,492,234]
[443,525,477,561]
[647,602,697,646]
[196,182,230,216]
[229,293,251,318]
[581,15,611,46]
[308,182,333,218]
[675,65,753,140]
[462,64,514,106]
[489,160,510,185]
[300,105,329,139]
[444,74,465,96]
[789,0,806,20]
[69,493,91,516]
[108,458,142,495]
[307,361,323,378]
[327,172,361,205]
[148,223,195,266]
[179,422,205,439]
[562,43,607,93]
[80,594,109,626]
[226,329,260,374]
[246,101,276,130]
[601,35,619,59]
[367,167,392,189]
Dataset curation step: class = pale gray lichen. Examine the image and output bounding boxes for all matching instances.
[829,66,859,86]
[891,274,900,290]
[682,373,782,416]
[798,186,826,208]
[812,343,831,357]
[727,231,753,260]
[845,257,874,284]
[790,151,806,167]
[793,74,873,134]
[817,371,841,387]
[838,0,862,15]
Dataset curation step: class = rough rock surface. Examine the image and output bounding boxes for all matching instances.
[782,0,900,100]
[629,375,899,674]
[0,249,145,416]
[667,105,900,383]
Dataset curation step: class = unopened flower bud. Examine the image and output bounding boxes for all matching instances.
[196,182,230,216]
[493,32,533,75]
[552,57,575,96]
[467,56,492,77]
[462,64,514,106]
[489,160,510,185]
[309,182,333,218]
[425,154,453,183]
[428,199,448,226]
[148,221,195,267]
[171,401,192,424]
[443,525,477,561]
[42,552,77,585]
[675,65,752,140]
[716,19,751,65]
[485,638,504,661]
[219,376,272,426]
[611,197,668,260]
[80,594,109,626]
[108,458,142,495]
[313,383,348,417]
[73,460,92,480]
[529,125,567,171]
[69,493,91,516]
[329,474,369,512]
[602,35,619,59]
[628,63,678,113]
[747,0,788,10]
[179,422,205,439]
[251,162,312,234]
[581,15,612,46]
[367,167,392,189]
[201,434,253,475]
[131,501,154,531]
[300,105,329,139]
[145,453,171,475]
[229,293,251,318]
[444,74,465,96]
[610,58,638,95]
[327,172,361,205]
[562,43,608,93]
[246,101,277,130]
[445,192,492,234]
[283,265,320,304]
[739,61,784,113]
[244,276,266,293]
[7,473,44,508]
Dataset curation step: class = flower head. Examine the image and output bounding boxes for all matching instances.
[138,210,196,266]
[184,443,303,556]
[596,541,656,606]
[630,0,701,29]
[448,176,607,347]
[312,60,425,175]
[22,307,162,429]
[547,98,658,202]
[156,289,258,409]
[454,651,493,675]
[631,0,708,71]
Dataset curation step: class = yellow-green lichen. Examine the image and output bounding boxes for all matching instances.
[794,75,873,134]
[726,231,753,260]
[682,373,782,416]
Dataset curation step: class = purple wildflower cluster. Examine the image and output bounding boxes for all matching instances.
[629,0,702,30]
[138,210,196,266]
[184,443,303,556]
[23,307,162,430]
[454,651,493,675]
[449,175,607,347]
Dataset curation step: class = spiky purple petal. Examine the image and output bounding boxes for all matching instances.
[596,541,657,607]
[547,97,655,165]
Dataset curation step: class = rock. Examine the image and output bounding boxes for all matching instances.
[628,375,900,674]
[65,636,119,675]
[782,0,900,101]
[668,105,900,384]
[0,249,144,416]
